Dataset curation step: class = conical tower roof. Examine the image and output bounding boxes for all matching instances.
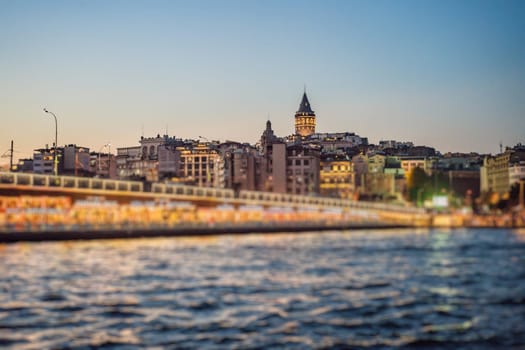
[296,92,314,114]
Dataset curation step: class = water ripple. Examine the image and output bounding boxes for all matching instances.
[1,228,524,348]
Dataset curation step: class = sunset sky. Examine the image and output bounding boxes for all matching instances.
[1,0,524,162]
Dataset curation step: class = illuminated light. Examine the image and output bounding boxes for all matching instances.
[432,195,449,208]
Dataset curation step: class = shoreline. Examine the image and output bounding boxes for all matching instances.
[1,222,521,244]
[0,222,414,243]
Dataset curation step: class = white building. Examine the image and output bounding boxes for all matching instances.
[509,161,525,187]
[400,157,436,176]
[378,140,414,149]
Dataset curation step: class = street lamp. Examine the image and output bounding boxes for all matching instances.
[43,108,58,176]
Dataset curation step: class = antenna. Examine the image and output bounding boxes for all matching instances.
[499,141,503,154]
[141,124,144,138]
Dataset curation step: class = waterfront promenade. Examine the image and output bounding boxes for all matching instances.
[1,172,523,243]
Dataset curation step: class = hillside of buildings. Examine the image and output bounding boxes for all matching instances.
[5,92,525,214]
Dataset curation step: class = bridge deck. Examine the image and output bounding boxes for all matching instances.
[0,172,425,214]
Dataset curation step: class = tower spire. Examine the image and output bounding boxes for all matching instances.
[294,90,316,138]
[297,91,314,114]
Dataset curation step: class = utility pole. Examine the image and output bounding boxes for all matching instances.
[1,140,14,172]
[9,140,13,172]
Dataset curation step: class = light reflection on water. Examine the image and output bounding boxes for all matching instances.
[1,228,524,349]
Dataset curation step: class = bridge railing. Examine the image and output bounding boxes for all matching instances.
[151,182,235,203]
[238,190,425,215]
[0,172,143,193]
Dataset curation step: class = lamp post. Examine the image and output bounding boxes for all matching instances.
[43,108,58,176]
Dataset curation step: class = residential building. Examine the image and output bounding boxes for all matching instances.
[62,145,91,176]
[177,142,224,188]
[352,154,368,189]
[116,146,142,180]
[437,153,483,171]
[286,143,320,195]
[158,137,184,180]
[509,162,525,187]
[90,152,117,179]
[306,132,368,152]
[400,156,436,176]
[270,142,287,193]
[13,159,33,173]
[320,155,354,199]
[368,154,386,174]
[258,120,287,193]
[480,152,511,195]
[378,140,414,149]
[384,156,406,197]
[219,142,259,191]
[33,147,61,175]
[116,135,183,182]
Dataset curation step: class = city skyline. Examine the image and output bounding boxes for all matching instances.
[1,0,525,163]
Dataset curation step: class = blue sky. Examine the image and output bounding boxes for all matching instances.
[1,0,524,161]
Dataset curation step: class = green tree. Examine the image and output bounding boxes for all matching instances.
[406,167,428,203]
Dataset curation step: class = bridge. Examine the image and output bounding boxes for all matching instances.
[0,172,431,241]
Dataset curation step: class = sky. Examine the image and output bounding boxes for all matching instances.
[1,0,524,163]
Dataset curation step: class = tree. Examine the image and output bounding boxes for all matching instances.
[406,167,428,203]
